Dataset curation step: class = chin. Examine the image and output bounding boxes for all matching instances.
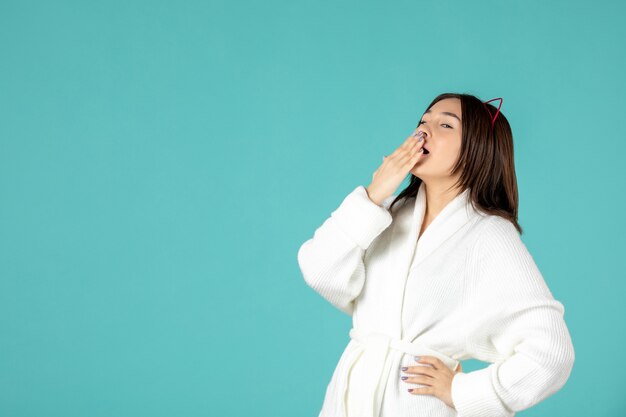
[409,163,426,177]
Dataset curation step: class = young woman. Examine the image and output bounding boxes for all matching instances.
[297,93,575,417]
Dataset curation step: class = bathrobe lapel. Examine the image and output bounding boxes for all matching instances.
[343,183,480,417]
[386,182,475,339]
[411,182,475,267]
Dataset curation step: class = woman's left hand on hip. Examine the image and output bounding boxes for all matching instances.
[401,355,463,409]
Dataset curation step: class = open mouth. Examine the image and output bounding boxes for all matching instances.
[423,147,430,155]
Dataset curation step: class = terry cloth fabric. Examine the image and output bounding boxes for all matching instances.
[297,183,575,417]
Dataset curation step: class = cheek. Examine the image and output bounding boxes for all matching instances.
[433,145,461,168]
[442,140,462,161]
[435,147,457,162]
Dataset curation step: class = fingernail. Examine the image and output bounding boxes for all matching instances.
[414,356,421,361]
[418,136,423,142]
[401,376,408,380]
[401,367,408,371]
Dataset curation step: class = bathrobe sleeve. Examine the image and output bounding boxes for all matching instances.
[451,218,575,417]
[296,185,394,315]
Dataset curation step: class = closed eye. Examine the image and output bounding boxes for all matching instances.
[417,120,453,129]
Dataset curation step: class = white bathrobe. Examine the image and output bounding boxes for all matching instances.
[297,182,575,417]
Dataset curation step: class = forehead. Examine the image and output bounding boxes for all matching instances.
[424,98,462,119]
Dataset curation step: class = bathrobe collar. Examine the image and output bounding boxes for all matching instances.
[382,181,481,340]
[408,181,478,268]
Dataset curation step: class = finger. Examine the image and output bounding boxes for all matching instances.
[412,139,425,156]
[408,131,424,148]
[399,145,418,166]
[407,129,422,142]
[401,142,424,166]
[392,131,423,158]
[402,375,434,385]
[408,386,434,395]
[401,365,435,376]
[398,132,419,151]
[416,355,445,370]
[399,136,423,160]
[389,139,414,159]
[411,142,424,160]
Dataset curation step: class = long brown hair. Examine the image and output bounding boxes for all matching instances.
[388,92,523,234]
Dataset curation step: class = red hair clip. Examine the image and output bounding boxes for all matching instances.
[483,97,503,129]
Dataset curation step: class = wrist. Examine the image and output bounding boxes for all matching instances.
[365,186,385,206]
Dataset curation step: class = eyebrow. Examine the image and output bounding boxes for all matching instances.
[422,109,462,122]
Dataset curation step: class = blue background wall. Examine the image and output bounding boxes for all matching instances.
[1,0,624,416]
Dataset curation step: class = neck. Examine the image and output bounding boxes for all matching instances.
[422,180,463,221]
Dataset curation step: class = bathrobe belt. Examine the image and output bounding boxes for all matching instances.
[345,328,460,417]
